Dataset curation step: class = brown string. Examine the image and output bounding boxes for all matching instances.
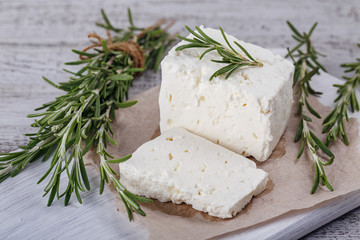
[80,18,176,70]
[79,31,145,69]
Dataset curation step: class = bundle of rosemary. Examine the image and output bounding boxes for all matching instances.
[0,9,174,220]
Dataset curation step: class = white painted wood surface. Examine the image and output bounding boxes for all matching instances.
[1,0,360,239]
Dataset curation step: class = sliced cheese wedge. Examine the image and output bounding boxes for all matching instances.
[119,127,268,218]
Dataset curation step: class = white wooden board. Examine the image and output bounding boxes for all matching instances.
[1,49,360,239]
[1,0,360,239]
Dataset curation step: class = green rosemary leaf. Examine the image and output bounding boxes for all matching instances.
[135,207,146,216]
[306,81,323,95]
[302,67,320,83]
[74,185,82,204]
[285,42,304,58]
[120,194,133,221]
[104,131,118,146]
[11,164,23,177]
[225,65,241,79]
[322,156,334,166]
[307,22,318,37]
[233,41,259,63]
[47,184,57,207]
[302,114,312,122]
[211,59,231,64]
[184,25,207,42]
[126,68,144,73]
[102,39,109,53]
[311,165,320,194]
[176,35,202,44]
[175,43,210,51]
[297,138,305,158]
[286,21,303,39]
[192,27,218,46]
[72,49,97,57]
[27,112,48,118]
[322,177,333,191]
[98,9,121,32]
[42,77,61,89]
[125,190,153,203]
[291,34,304,43]
[49,113,76,126]
[305,99,321,119]
[210,63,237,81]
[99,174,105,194]
[107,74,133,81]
[119,190,140,210]
[309,131,334,158]
[199,47,216,60]
[95,96,101,118]
[79,157,90,190]
[100,9,112,28]
[127,8,134,27]
[294,119,303,142]
[195,26,221,45]
[219,27,238,54]
[115,100,137,108]
[311,56,327,72]
[216,47,242,61]
[65,59,94,65]
[106,154,132,164]
[153,45,165,72]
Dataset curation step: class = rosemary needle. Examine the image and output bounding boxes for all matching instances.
[322,43,360,146]
[0,9,174,221]
[176,26,263,80]
[286,21,334,194]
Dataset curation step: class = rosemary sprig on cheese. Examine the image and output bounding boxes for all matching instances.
[0,9,173,220]
[286,21,334,194]
[322,43,360,146]
[176,26,263,80]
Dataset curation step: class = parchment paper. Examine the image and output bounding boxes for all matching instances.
[84,85,360,240]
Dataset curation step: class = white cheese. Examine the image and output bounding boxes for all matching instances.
[159,26,294,161]
[119,128,268,219]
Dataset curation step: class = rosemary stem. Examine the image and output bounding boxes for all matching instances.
[0,165,13,176]
[176,26,263,80]
[287,21,334,193]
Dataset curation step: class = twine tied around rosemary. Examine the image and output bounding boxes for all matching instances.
[79,31,145,69]
[79,18,175,70]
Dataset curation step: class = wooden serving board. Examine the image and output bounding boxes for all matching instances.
[1,51,360,240]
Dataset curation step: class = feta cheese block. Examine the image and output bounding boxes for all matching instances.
[159,26,294,161]
[119,127,269,219]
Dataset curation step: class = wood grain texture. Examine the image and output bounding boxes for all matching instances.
[0,0,359,239]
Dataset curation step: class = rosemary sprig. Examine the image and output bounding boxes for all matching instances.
[287,21,334,194]
[175,26,263,80]
[322,43,360,146]
[0,9,173,220]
